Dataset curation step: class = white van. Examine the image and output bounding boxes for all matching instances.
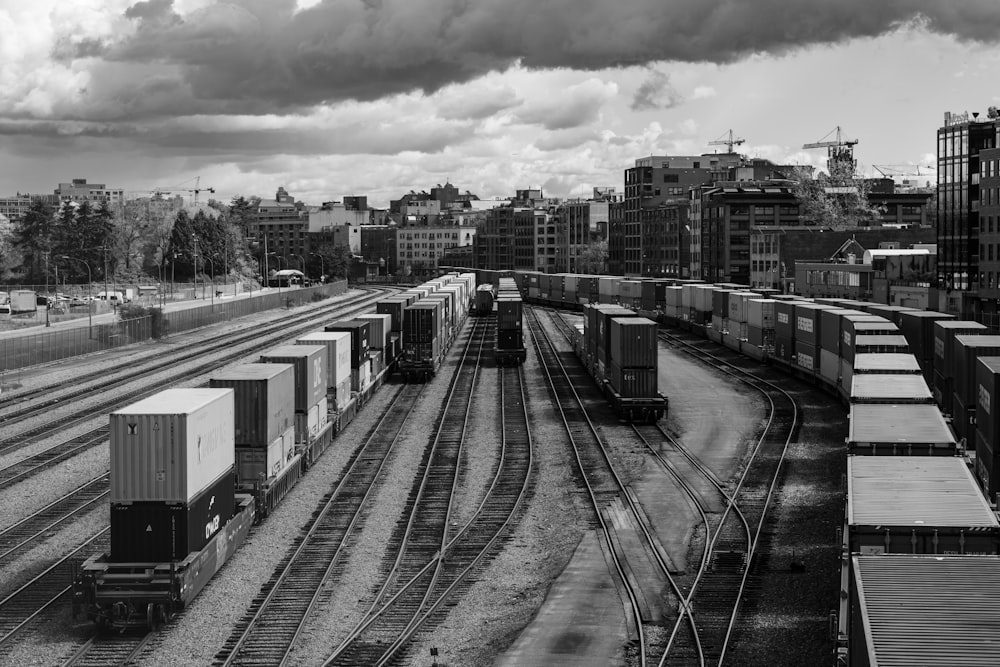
[96,291,129,305]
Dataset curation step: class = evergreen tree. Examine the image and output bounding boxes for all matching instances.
[13,199,55,283]
[167,209,197,280]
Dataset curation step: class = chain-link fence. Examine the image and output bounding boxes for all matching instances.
[0,280,348,373]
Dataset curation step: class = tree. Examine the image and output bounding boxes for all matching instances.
[13,199,55,283]
[310,239,353,279]
[790,165,883,229]
[0,214,20,281]
[576,240,608,274]
[167,209,197,280]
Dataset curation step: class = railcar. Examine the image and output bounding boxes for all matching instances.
[71,291,403,630]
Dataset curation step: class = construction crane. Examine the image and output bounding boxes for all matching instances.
[803,126,859,176]
[708,129,745,153]
[151,176,216,206]
[872,164,934,178]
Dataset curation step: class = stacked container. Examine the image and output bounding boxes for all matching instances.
[847,403,957,455]
[975,356,1000,497]
[951,335,1000,443]
[842,353,923,392]
[210,364,296,487]
[620,280,643,309]
[598,276,621,304]
[664,286,683,320]
[326,320,372,392]
[403,300,443,370]
[260,344,327,444]
[933,321,988,410]
[607,317,659,399]
[496,295,524,353]
[897,311,954,383]
[746,298,776,351]
[793,303,835,372]
[296,331,352,411]
[773,301,795,362]
[109,388,236,562]
[640,280,667,313]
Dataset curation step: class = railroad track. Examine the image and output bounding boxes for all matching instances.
[0,294,389,495]
[61,631,153,667]
[347,360,536,666]
[212,379,425,666]
[526,306,688,667]
[0,289,389,420]
[0,530,109,652]
[656,328,799,666]
[0,476,109,567]
[324,317,490,666]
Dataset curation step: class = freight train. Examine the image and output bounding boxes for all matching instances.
[396,273,476,381]
[444,266,1000,665]
[71,292,406,630]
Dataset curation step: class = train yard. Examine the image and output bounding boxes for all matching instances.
[0,274,859,666]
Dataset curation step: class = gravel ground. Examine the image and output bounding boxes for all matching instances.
[0,302,848,667]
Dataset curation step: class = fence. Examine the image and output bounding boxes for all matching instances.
[0,280,348,375]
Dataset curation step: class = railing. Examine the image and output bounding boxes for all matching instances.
[0,281,348,375]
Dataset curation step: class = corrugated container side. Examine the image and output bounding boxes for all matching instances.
[295,331,351,390]
[976,357,1000,450]
[820,349,840,385]
[609,318,657,368]
[497,298,523,331]
[110,469,236,563]
[325,320,371,368]
[497,330,524,350]
[403,303,440,344]
[746,298,775,330]
[376,299,407,332]
[933,321,988,378]
[608,362,658,398]
[974,430,998,497]
[356,313,391,350]
[953,336,1000,410]
[260,345,327,412]
[110,389,235,504]
[774,301,795,340]
[898,311,954,363]
[209,363,294,447]
[795,341,818,372]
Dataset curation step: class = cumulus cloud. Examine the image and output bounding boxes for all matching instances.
[692,86,716,99]
[631,71,683,111]
[7,0,999,121]
[515,78,616,130]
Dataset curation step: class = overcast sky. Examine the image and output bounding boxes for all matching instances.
[2,0,999,208]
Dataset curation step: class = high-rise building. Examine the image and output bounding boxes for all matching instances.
[937,110,1000,318]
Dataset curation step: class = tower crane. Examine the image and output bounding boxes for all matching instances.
[151,176,216,206]
[872,164,934,178]
[708,129,745,153]
[803,126,858,177]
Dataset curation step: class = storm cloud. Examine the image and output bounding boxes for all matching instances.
[36,0,1000,119]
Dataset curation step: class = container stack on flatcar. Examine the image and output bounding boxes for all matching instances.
[397,272,474,380]
[495,279,526,365]
[260,344,330,462]
[74,283,455,630]
[209,363,299,514]
[74,388,254,629]
[474,283,495,316]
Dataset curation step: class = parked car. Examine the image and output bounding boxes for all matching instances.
[96,291,129,305]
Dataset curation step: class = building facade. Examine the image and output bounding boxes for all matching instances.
[55,178,124,204]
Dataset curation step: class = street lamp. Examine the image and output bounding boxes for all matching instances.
[203,256,215,306]
[309,252,325,283]
[267,252,283,294]
[60,255,93,337]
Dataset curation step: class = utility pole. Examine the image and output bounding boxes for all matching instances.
[192,235,200,299]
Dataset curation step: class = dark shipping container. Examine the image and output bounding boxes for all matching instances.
[325,320,371,368]
[607,362,658,399]
[209,363,295,447]
[609,317,657,368]
[259,345,326,413]
[110,469,235,563]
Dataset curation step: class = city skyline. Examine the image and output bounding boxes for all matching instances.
[2,1,1000,208]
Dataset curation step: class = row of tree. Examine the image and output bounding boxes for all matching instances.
[2,196,355,287]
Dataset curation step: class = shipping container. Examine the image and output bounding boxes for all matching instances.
[848,556,1000,667]
[351,360,371,394]
[497,296,523,331]
[356,313,391,350]
[864,304,917,327]
[727,292,760,324]
[376,298,409,332]
[850,374,933,404]
[712,289,734,320]
[974,429,999,498]
[794,340,818,372]
[952,335,1000,411]
[607,362,658,399]
[608,317,657,368]
[933,320,988,375]
[818,309,868,355]
[975,357,1000,459]
[746,298,775,330]
[110,388,236,504]
[295,330,352,390]
[774,334,793,363]
[793,303,835,348]
[774,301,795,340]
[846,457,998,555]
[820,349,840,385]
[897,311,954,365]
[404,301,443,345]
[847,403,957,455]
[640,280,667,312]
[293,396,328,443]
[841,317,897,362]
[209,363,295,447]
[325,320,371,368]
[260,344,326,412]
[110,468,235,562]
[234,425,294,485]
[842,353,922,396]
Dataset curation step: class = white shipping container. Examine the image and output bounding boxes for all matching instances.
[747,298,776,330]
[334,378,352,412]
[110,388,236,503]
[296,331,352,389]
[665,286,683,307]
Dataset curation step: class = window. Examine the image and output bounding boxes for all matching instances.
[664,174,679,183]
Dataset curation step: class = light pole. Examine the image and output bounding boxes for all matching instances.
[204,256,215,306]
[192,235,201,299]
[309,252,325,283]
[60,255,92,337]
